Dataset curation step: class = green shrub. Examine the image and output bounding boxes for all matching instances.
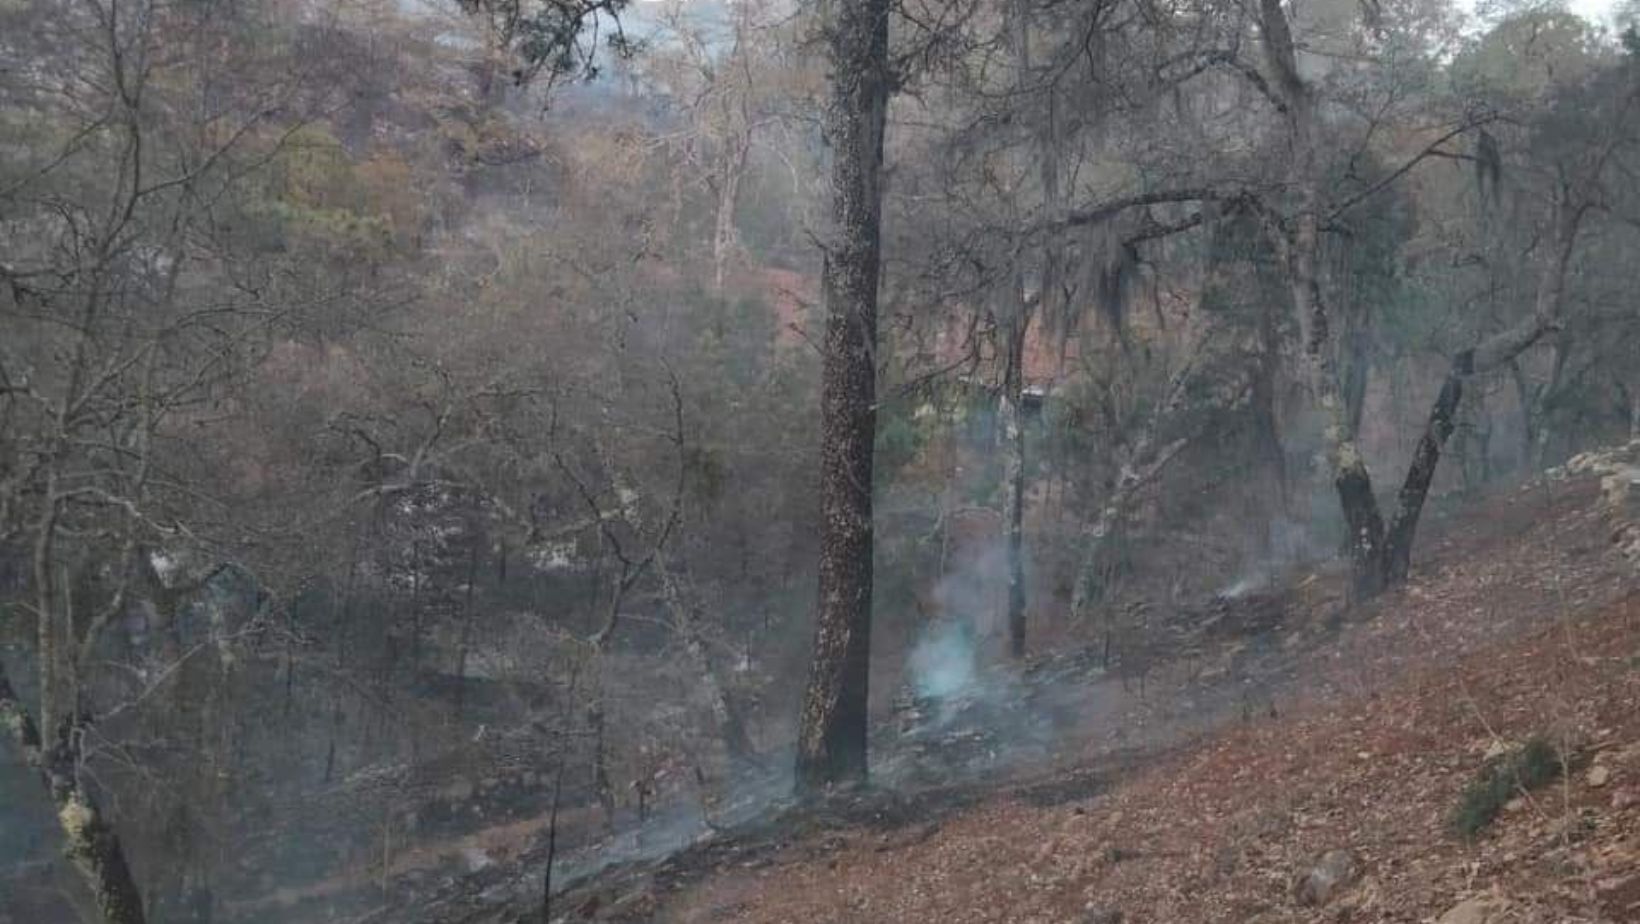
[1451,736,1561,840]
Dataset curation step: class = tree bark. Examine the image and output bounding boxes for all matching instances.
[999,289,1029,659]
[794,0,890,793]
[1380,351,1470,584]
[712,132,751,291]
[1,663,148,924]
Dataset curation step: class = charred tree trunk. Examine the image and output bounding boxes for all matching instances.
[0,665,148,924]
[1380,351,1471,584]
[999,291,1029,659]
[794,0,890,794]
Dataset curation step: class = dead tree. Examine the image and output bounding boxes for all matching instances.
[1,664,147,924]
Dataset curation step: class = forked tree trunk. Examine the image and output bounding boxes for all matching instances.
[794,0,890,793]
[1257,0,1582,598]
[0,664,148,924]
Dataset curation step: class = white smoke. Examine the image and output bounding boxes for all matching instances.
[908,619,977,700]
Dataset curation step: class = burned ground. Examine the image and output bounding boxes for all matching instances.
[307,462,1640,923]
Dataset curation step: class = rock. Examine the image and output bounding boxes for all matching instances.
[1437,896,1507,924]
[1293,849,1360,906]
[1080,908,1122,924]
[1547,810,1597,844]
[1588,764,1612,788]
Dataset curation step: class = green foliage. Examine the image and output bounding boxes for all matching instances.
[457,0,637,86]
[875,399,931,484]
[1450,736,1561,839]
[252,126,415,256]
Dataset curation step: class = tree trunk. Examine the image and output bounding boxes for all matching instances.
[1,664,148,924]
[1340,315,1370,443]
[999,290,1029,659]
[1380,352,1470,584]
[712,133,751,291]
[1453,376,1490,493]
[1529,329,1570,471]
[1283,221,1388,598]
[33,486,61,737]
[1069,356,1197,620]
[589,697,615,832]
[1510,358,1537,472]
[794,0,890,794]
[1258,0,1389,599]
[655,553,757,767]
[1375,219,1576,585]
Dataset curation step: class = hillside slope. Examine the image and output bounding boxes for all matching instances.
[360,450,1640,924]
[653,461,1640,923]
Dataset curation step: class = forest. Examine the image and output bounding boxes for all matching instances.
[2,0,1639,920]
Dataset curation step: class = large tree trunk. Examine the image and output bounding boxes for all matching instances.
[794,0,889,793]
[1,664,148,924]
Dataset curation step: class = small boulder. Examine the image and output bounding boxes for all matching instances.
[1588,764,1612,788]
[1437,896,1507,924]
[1293,849,1360,906]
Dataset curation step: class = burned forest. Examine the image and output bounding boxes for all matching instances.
[4,0,1640,921]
